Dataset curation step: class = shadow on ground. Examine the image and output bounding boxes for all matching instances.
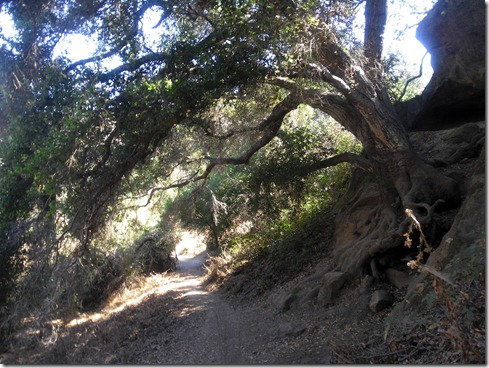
[2,251,213,364]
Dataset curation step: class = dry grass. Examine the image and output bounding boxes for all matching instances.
[1,271,190,364]
[1,233,209,364]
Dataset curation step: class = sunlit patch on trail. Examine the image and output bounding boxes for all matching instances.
[65,251,207,328]
[175,230,206,257]
[180,290,207,297]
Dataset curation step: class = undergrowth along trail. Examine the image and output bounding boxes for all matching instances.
[2,250,296,364]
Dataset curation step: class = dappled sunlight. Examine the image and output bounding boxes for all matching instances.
[66,243,209,329]
[181,290,208,297]
[66,273,172,327]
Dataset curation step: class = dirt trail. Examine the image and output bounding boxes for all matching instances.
[2,249,334,364]
[133,251,333,364]
[184,260,246,364]
[137,252,276,364]
[158,252,244,364]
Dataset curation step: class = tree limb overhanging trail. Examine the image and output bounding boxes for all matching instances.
[0,0,472,342]
[5,0,450,264]
[204,93,300,167]
[120,92,301,210]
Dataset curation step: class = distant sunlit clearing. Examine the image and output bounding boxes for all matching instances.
[176,231,206,257]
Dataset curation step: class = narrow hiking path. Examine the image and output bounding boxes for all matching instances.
[3,246,334,364]
[135,251,333,364]
[137,251,248,364]
[0,242,390,365]
[3,242,476,364]
[136,251,280,364]
[178,253,249,364]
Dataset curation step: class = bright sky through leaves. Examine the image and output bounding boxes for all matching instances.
[0,1,434,83]
[352,0,434,84]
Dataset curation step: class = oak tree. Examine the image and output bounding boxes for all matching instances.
[0,0,456,289]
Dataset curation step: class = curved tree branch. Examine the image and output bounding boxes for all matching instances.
[396,51,428,103]
[65,50,120,71]
[205,92,300,166]
[96,28,226,82]
[294,152,373,177]
[270,76,364,137]
[124,170,206,210]
[121,93,301,210]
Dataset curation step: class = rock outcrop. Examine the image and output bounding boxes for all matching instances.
[405,0,486,131]
[317,272,348,306]
[404,145,485,307]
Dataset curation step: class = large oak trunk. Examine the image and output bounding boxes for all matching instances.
[329,92,461,275]
[313,0,462,275]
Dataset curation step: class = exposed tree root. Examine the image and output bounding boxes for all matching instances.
[331,175,404,275]
[331,156,461,277]
[403,199,444,224]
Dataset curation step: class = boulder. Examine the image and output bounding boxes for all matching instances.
[358,275,374,294]
[275,271,331,311]
[369,290,394,312]
[317,272,347,306]
[302,285,320,304]
[411,0,486,130]
[384,268,410,289]
[278,292,298,313]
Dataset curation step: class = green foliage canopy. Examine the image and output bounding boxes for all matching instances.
[0,0,434,312]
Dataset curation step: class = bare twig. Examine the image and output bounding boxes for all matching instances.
[396,51,428,103]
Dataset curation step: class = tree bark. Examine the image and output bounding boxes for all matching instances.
[268,8,462,275]
[364,0,387,66]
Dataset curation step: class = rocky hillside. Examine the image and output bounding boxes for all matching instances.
[402,0,485,131]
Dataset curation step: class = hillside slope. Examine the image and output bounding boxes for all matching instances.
[2,119,483,363]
